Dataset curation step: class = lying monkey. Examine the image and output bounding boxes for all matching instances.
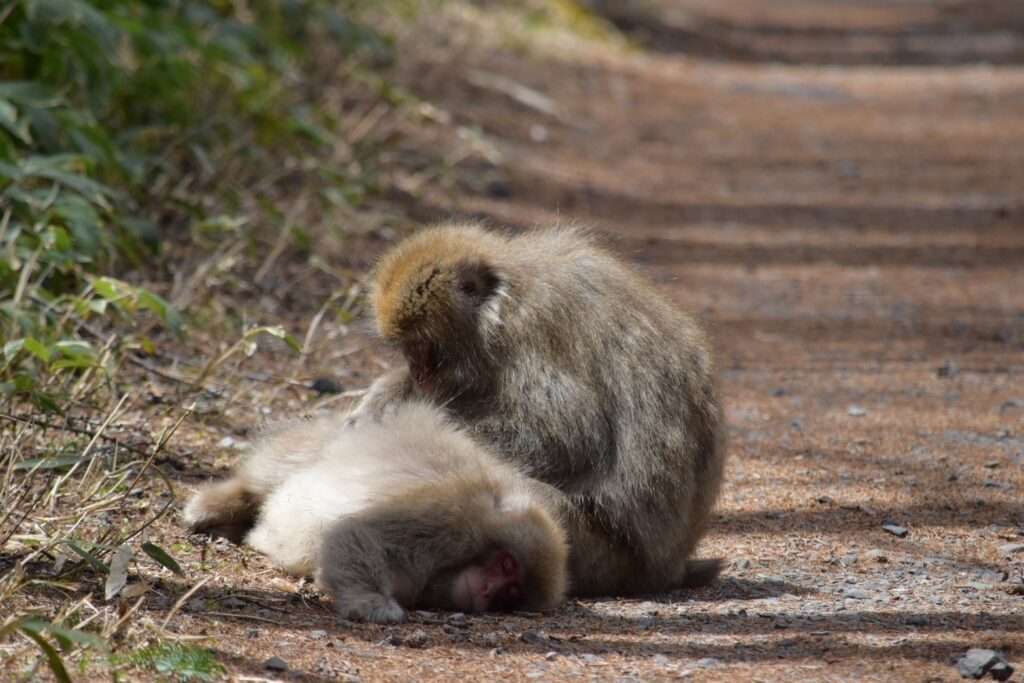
[184,402,569,623]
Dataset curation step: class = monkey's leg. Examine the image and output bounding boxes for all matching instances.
[679,558,723,588]
[182,477,261,543]
[560,512,643,596]
[561,502,720,595]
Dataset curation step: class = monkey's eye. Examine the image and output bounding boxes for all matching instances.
[454,262,499,306]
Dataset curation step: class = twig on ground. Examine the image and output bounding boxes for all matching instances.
[161,576,211,630]
[0,412,152,459]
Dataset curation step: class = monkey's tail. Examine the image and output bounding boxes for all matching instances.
[679,558,723,588]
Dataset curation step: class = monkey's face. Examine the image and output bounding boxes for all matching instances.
[377,259,504,399]
[450,549,524,613]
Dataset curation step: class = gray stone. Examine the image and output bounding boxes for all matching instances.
[520,630,550,646]
[404,629,429,648]
[309,629,328,640]
[847,405,867,417]
[999,543,1024,556]
[865,549,889,563]
[694,657,721,669]
[882,522,909,538]
[219,597,246,610]
[990,662,1014,681]
[263,656,288,672]
[976,569,1009,583]
[957,649,1013,680]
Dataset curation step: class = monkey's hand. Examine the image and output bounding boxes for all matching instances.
[336,593,406,624]
[344,367,416,428]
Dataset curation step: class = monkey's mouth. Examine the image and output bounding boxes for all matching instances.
[404,338,440,391]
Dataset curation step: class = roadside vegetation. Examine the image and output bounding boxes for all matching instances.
[0,0,620,677]
[0,0,418,678]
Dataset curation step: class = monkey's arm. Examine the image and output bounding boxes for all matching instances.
[345,367,418,426]
[318,488,484,623]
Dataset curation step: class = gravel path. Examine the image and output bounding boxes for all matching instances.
[137,2,1024,681]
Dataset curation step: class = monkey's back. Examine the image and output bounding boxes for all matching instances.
[246,402,539,575]
[475,228,724,583]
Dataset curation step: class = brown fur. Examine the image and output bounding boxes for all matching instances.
[353,222,726,596]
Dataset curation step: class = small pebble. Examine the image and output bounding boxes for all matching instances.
[999,543,1024,556]
[310,377,344,395]
[847,405,867,417]
[694,657,721,669]
[404,629,429,648]
[882,522,909,538]
[309,629,328,640]
[263,656,288,672]
[520,630,550,646]
[957,648,1013,680]
[976,569,1008,583]
[865,549,888,563]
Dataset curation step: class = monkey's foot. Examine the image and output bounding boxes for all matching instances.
[182,480,258,544]
[338,594,406,624]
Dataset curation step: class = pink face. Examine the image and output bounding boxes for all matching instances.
[455,550,523,613]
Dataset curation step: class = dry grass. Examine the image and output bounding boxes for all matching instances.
[0,3,595,678]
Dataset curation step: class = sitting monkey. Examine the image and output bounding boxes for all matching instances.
[352,223,726,595]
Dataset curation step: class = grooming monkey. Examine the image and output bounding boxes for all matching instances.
[350,223,725,596]
[184,402,568,623]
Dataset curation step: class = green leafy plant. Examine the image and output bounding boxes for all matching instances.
[118,642,225,682]
[0,616,106,683]
[0,0,394,407]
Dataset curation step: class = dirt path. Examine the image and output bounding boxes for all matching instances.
[120,3,1024,681]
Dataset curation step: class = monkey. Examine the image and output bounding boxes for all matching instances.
[348,222,726,597]
[184,402,569,623]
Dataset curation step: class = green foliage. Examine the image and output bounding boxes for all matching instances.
[141,541,185,577]
[118,642,225,682]
[1,616,106,683]
[0,0,394,405]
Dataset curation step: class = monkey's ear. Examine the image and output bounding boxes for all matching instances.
[455,262,500,306]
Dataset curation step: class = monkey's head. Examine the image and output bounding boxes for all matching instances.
[371,225,509,396]
[469,501,569,613]
[422,502,569,614]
